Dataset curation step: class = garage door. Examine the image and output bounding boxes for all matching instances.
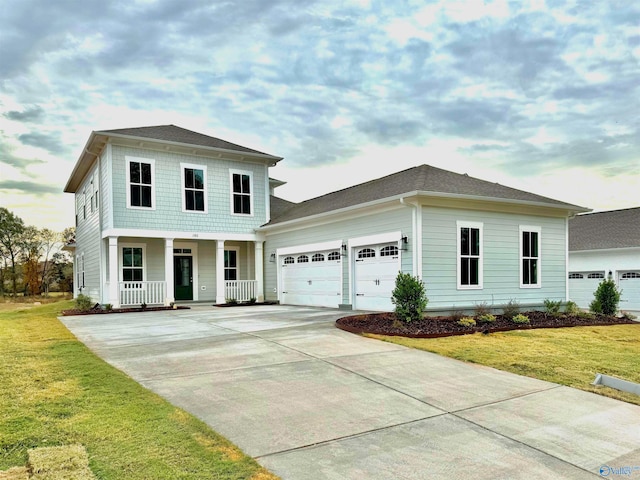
[619,271,640,311]
[568,271,605,309]
[281,250,341,308]
[354,243,400,311]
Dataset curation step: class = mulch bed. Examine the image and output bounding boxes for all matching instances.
[61,305,190,316]
[336,311,637,338]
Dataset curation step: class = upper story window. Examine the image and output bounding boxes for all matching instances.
[458,221,483,289]
[181,164,207,212]
[126,156,155,209]
[230,170,253,215]
[520,226,541,288]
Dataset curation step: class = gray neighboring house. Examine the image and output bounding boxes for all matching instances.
[65,124,589,312]
[568,207,640,311]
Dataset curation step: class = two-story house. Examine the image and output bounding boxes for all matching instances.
[65,125,589,312]
[64,125,282,307]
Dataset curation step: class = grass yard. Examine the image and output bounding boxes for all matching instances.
[0,301,278,479]
[368,324,640,406]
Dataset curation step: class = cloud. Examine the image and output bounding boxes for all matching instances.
[0,180,60,195]
[18,132,68,155]
[4,105,45,122]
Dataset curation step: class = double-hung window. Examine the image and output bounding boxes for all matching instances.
[126,157,155,209]
[520,226,541,287]
[230,170,252,215]
[181,164,207,212]
[458,222,483,289]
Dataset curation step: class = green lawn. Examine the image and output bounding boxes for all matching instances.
[0,301,278,479]
[368,323,640,406]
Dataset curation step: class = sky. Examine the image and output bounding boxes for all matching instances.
[1,0,639,232]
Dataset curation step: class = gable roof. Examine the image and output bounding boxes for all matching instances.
[264,164,588,226]
[569,207,640,251]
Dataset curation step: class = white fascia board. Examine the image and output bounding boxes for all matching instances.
[102,228,258,242]
[570,246,640,254]
[277,240,342,256]
[64,131,107,193]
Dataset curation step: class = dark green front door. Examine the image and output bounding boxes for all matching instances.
[174,256,193,300]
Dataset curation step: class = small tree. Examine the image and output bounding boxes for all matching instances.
[590,279,621,316]
[391,272,428,323]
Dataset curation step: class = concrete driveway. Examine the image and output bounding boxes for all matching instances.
[61,305,640,479]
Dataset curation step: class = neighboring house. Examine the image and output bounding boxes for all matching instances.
[65,124,589,312]
[568,208,640,311]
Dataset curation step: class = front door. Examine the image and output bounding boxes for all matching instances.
[174,256,193,300]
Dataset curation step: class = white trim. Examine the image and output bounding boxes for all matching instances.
[456,221,483,290]
[264,168,271,223]
[416,203,423,279]
[106,143,114,230]
[229,169,254,217]
[520,225,542,289]
[347,231,401,249]
[180,163,208,214]
[276,240,343,257]
[102,228,259,242]
[119,243,147,282]
[125,156,156,210]
[173,241,198,301]
[565,218,569,300]
[570,246,640,254]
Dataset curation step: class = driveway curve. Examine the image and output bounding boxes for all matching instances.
[61,305,640,479]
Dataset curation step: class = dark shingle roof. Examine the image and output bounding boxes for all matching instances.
[270,195,297,220]
[98,124,276,157]
[266,164,586,225]
[569,207,640,251]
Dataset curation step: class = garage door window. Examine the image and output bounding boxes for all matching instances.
[568,273,583,279]
[358,248,376,259]
[380,245,399,257]
[622,272,640,279]
[328,251,340,261]
[297,255,309,263]
[312,253,324,262]
[588,273,604,279]
[284,256,294,265]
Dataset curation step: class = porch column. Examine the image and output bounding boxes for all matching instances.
[254,241,264,302]
[164,238,175,306]
[108,236,119,307]
[216,240,226,304]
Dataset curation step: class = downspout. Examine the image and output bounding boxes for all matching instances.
[400,198,422,278]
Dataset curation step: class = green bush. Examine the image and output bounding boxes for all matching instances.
[449,309,464,322]
[225,298,238,305]
[512,314,530,324]
[75,294,92,312]
[590,279,621,315]
[543,299,563,316]
[457,317,476,327]
[502,299,520,320]
[391,272,428,323]
[477,313,496,324]
[248,297,257,305]
[104,303,113,312]
[564,301,579,315]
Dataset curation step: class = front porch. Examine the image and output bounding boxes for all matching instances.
[104,236,265,308]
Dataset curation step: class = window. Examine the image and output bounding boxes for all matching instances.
[297,255,309,263]
[380,245,399,257]
[358,248,376,259]
[224,250,238,280]
[312,253,325,262]
[122,247,143,282]
[328,251,341,261]
[89,180,94,213]
[230,170,252,215]
[520,227,541,287]
[126,157,155,208]
[588,272,605,279]
[284,256,295,265]
[182,164,207,212]
[568,273,583,279]
[458,222,482,288]
[622,272,640,279]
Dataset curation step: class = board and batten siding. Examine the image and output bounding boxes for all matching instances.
[422,207,567,309]
[110,144,268,234]
[264,206,413,305]
[75,163,102,301]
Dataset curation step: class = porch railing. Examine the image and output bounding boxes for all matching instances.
[225,280,257,302]
[119,281,166,306]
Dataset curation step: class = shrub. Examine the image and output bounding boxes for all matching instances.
[474,302,490,317]
[512,314,530,324]
[477,313,496,324]
[248,297,257,305]
[577,311,595,319]
[590,279,621,315]
[391,272,428,323]
[140,302,147,309]
[543,299,563,316]
[622,311,637,321]
[564,301,579,315]
[457,317,476,327]
[75,294,92,312]
[226,298,238,305]
[104,303,113,312]
[502,299,520,320]
[449,309,464,322]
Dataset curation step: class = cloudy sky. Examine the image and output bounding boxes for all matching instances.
[1,0,639,231]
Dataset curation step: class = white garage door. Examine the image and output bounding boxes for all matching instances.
[354,243,400,311]
[619,271,640,311]
[281,250,341,308]
[568,271,605,309]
